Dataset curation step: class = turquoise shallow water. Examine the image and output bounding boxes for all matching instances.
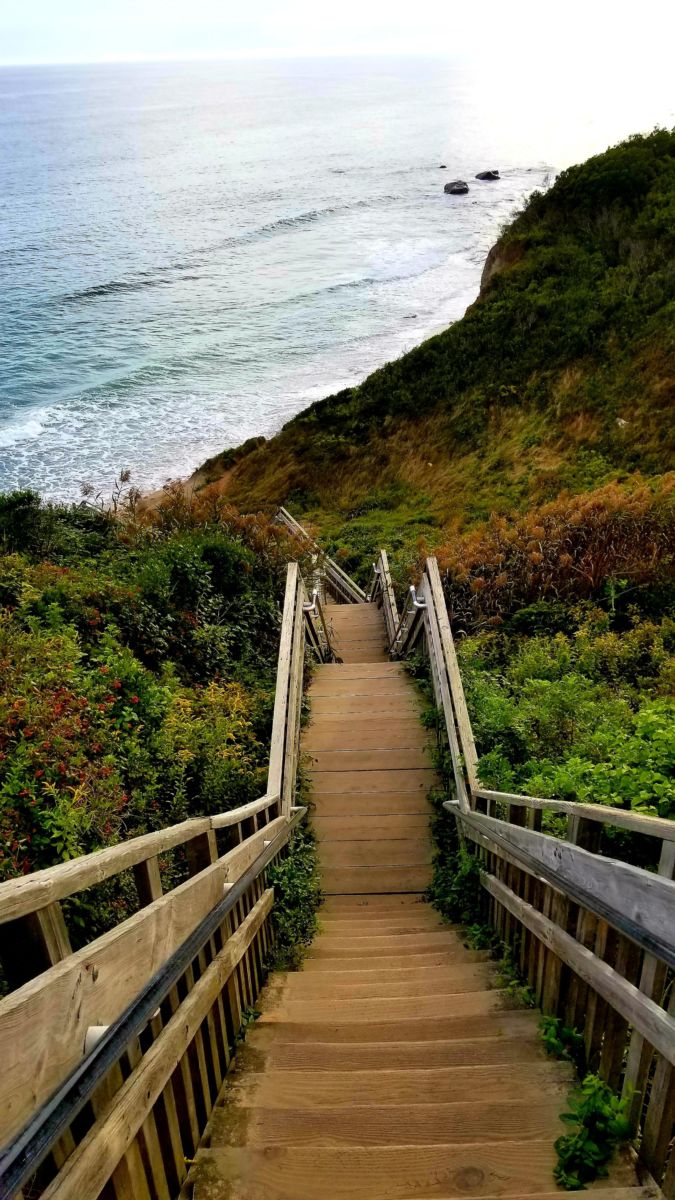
[1,56,554,498]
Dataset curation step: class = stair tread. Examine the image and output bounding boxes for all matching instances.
[236,1034,543,1070]
[193,1143,637,1200]
[211,1098,566,1146]
[226,1063,573,1108]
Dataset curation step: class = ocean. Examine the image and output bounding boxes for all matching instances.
[0,55,668,501]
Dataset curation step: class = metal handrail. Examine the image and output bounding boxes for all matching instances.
[0,809,306,1199]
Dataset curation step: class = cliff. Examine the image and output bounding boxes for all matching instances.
[192,128,675,581]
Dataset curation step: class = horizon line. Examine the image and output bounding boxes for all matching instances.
[0,48,464,69]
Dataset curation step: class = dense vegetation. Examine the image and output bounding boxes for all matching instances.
[216,129,674,559]
[0,486,303,889]
[206,129,674,829]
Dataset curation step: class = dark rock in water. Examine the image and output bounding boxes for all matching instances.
[439,164,447,168]
[476,170,500,180]
[444,180,469,195]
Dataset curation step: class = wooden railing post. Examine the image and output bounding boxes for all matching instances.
[186,830,218,876]
[133,857,163,906]
[0,901,72,990]
[267,563,299,805]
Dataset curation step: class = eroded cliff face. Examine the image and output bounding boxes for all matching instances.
[479,238,525,292]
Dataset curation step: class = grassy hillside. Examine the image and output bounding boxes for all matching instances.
[204,128,674,585]
[199,129,675,828]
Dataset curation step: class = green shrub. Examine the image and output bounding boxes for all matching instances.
[266,824,322,969]
[554,1075,632,1190]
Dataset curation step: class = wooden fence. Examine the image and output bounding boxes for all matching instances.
[373,552,675,1196]
[0,559,334,1200]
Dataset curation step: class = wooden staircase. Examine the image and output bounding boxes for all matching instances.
[191,602,649,1200]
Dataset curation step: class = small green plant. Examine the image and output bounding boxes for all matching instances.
[494,944,536,1008]
[554,1074,632,1190]
[266,822,322,970]
[462,922,499,951]
[235,1005,261,1043]
[540,1015,585,1071]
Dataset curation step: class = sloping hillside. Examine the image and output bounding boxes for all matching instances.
[198,128,674,582]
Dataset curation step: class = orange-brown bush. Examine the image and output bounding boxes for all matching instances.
[434,476,675,630]
[138,483,308,574]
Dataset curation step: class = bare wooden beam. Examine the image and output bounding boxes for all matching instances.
[0,817,286,1145]
[426,557,479,794]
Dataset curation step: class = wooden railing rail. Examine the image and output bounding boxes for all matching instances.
[0,556,325,1199]
[386,546,675,1195]
[387,553,674,850]
[370,550,399,645]
[275,507,367,603]
[447,797,675,1192]
[0,809,305,1200]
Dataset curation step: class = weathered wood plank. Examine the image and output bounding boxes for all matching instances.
[266,562,299,800]
[0,818,285,1144]
[282,574,305,816]
[482,871,675,1066]
[0,819,212,924]
[476,788,675,842]
[460,808,675,963]
[39,890,274,1200]
[426,557,479,794]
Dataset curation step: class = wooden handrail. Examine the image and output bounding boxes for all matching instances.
[371,550,399,644]
[0,549,326,1199]
[382,545,675,1195]
[275,507,367,603]
[450,803,675,967]
[475,787,675,841]
[386,549,674,848]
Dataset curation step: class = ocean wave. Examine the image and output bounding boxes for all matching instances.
[49,196,403,309]
[58,275,179,304]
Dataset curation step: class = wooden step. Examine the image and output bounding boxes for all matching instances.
[310,679,416,697]
[211,1097,566,1147]
[226,1062,573,1109]
[334,647,389,662]
[238,1033,543,1071]
[279,964,495,999]
[302,948,483,972]
[310,769,435,793]
[310,696,420,715]
[194,1142,587,1199]
[316,909,444,930]
[311,791,430,816]
[252,1009,542,1044]
[260,990,510,1023]
[307,930,459,954]
[320,894,433,911]
[318,840,432,868]
[321,865,431,894]
[313,663,404,677]
[307,748,432,771]
[313,813,430,839]
[303,723,429,751]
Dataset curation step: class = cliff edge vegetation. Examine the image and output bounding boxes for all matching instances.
[196,129,675,829]
[202,128,674,578]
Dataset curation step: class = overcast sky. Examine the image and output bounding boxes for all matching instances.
[2,0,674,66]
